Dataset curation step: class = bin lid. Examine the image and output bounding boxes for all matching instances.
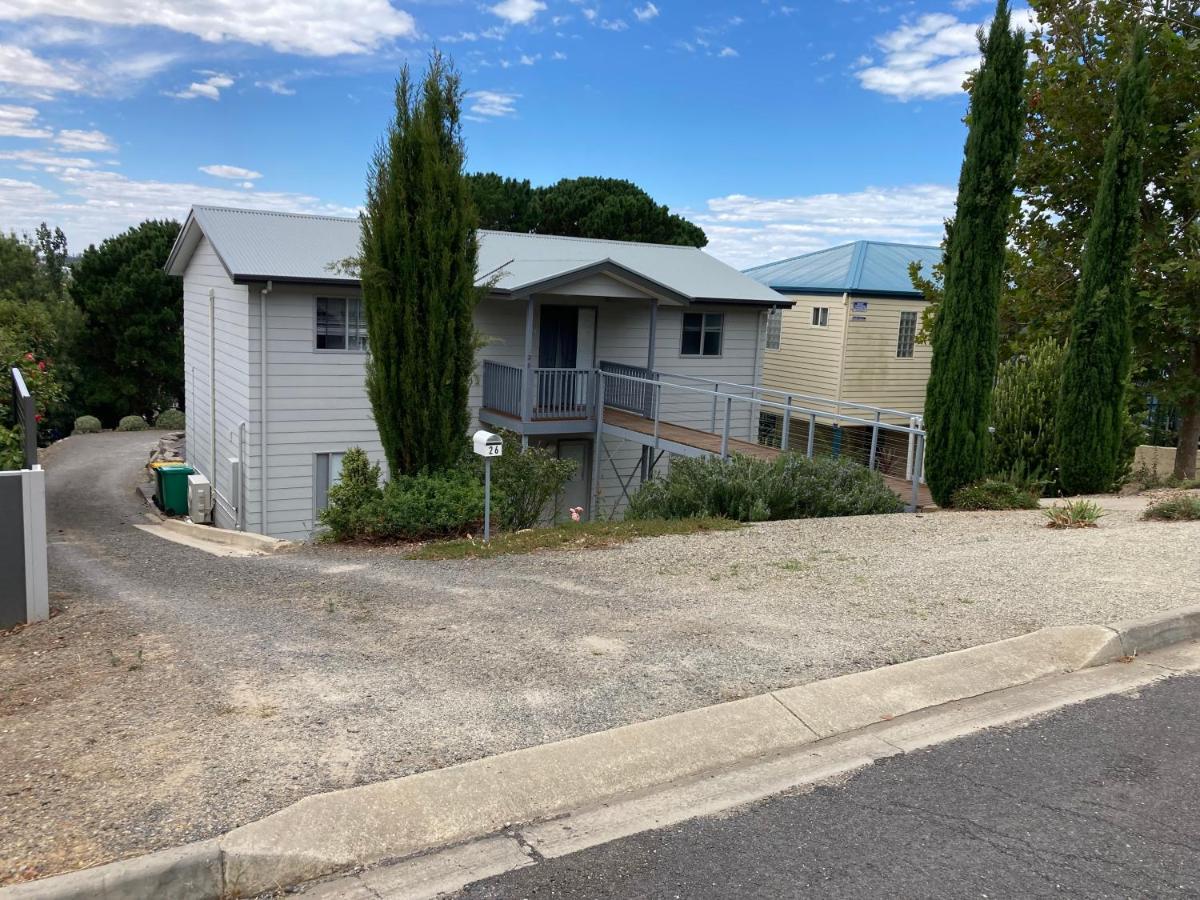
[157,464,195,474]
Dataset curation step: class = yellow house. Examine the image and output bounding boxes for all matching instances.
[743,240,941,474]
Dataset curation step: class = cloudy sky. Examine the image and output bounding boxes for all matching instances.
[0,0,1033,268]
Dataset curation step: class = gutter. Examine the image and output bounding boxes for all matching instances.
[259,281,272,537]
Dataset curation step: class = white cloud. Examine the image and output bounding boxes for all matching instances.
[552,50,568,60]
[0,43,84,96]
[53,129,117,153]
[0,0,416,57]
[489,0,546,25]
[200,164,262,180]
[857,8,1035,101]
[634,3,660,22]
[600,18,628,31]
[0,148,101,170]
[692,184,954,268]
[0,103,51,138]
[0,165,358,250]
[718,46,738,58]
[467,90,519,119]
[519,53,539,65]
[256,77,296,96]
[581,8,598,22]
[168,72,234,101]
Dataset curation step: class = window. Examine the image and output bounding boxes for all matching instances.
[897,310,918,358]
[765,308,783,350]
[314,451,346,514]
[811,306,829,327]
[316,297,367,351]
[681,312,724,356]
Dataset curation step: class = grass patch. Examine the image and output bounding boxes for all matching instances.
[409,517,740,560]
[1044,498,1105,529]
[1142,494,1200,522]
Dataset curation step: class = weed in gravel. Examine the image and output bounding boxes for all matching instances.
[127,650,144,672]
[1044,498,1105,529]
[325,598,336,614]
[107,649,120,667]
[1141,495,1200,522]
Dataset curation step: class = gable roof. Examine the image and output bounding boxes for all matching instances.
[165,205,790,307]
[742,240,942,298]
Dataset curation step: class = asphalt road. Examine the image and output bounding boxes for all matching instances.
[458,674,1200,899]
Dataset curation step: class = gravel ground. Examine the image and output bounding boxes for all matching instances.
[2,431,1198,884]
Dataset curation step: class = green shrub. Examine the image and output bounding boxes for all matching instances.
[486,432,578,529]
[155,408,186,430]
[1,424,23,470]
[1044,498,1105,529]
[627,453,904,522]
[986,338,1064,487]
[1141,495,1200,521]
[318,448,384,540]
[950,478,1041,511]
[73,415,102,434]
[116,415,148,432]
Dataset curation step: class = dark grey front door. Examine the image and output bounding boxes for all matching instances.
[538,306,580,412]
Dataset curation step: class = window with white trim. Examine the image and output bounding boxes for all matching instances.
[811,306,829,327]
[897,310,918,358]
[681,312,724,356]
[765,308,783,350]
[316,297,367,351]
[314,451,346,514]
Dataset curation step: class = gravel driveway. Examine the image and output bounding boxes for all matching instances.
[2,431,1197,884]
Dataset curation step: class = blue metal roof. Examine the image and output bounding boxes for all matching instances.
[743,240,942,297]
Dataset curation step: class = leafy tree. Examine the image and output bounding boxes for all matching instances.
[923,0,1027,507]
[1012,0,1200,478]
[361,53,483,478]
[467,172,537,232]
[71,220,183,425]
[1055,31,1150,494]
[468,173,707,246]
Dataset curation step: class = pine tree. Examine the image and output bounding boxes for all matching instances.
[361,54,483,478]
[923,0,1027,507]
[1054,32,1149,495]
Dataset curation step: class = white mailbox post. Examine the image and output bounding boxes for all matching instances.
[472,430,503,541]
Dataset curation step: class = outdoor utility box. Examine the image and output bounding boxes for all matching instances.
[187,474,212,524]
[155,464,194,516]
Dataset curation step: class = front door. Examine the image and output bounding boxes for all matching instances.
[557,439,591,521]
[538,306,579,413]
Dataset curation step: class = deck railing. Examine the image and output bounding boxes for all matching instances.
[533,368,594,420]
[481,360,523,418]
[598,361,657,416]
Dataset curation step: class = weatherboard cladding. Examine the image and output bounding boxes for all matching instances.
[170,205,788,307]
[743,240,942,297]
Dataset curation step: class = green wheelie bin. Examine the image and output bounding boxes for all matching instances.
[156,464,195,516]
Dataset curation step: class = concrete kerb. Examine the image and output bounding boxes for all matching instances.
[135,484,290,554]
[6,607,1199,900]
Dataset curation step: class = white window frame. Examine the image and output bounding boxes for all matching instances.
[897,310,918,359]
[681,312,724,357]
[315,296,367,352]
[313,450,347,518]
[765,308,783,351]
[811,306,829,327]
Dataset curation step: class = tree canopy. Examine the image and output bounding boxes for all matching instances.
[71,220,183,425]
[467,173,707,246]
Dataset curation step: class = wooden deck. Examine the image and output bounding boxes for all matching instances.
[602,407,934,508]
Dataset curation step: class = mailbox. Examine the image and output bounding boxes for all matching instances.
[473,430,504,458]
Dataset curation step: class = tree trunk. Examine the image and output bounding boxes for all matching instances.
[1174,342,1200,480]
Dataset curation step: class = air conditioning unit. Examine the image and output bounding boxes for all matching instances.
[187,473,213,524]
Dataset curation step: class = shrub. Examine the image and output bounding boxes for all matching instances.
[986,338,1064,488]
[1043,498,1105,529]
[950,478,1041,511]
[73,415,102,434]
[1141,495,1200,522]
[155,408,186,430]
[486,432,578,529]
[319,448,384,540]
[626,453,904,522]
[116,415,149,432]
[0,424,22,471]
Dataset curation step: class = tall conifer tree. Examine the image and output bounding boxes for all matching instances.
[923,0,1027,507]
[1054,31,1149,495]
[361,54,482,478]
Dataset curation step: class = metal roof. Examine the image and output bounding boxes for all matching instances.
[742,240,942,298]
[166,205,790,307]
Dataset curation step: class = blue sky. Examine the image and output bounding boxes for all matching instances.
[0,0,1032,267]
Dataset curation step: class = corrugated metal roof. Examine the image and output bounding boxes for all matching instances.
[167,205,788,306]
[743,240,942,297]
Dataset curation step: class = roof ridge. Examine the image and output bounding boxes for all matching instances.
[193,204,358,224]
[478,229,701,251]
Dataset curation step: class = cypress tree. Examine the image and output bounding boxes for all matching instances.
[1055,32,1149,495]
[361,54,483,478]
[923,1,1026,508]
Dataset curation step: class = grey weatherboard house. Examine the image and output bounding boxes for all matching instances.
[166,205,791,541]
